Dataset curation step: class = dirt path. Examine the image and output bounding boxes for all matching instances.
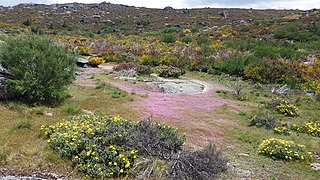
[76,66,240,146]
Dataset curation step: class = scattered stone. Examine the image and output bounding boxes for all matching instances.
[91,15,101,19]
[238,153,250,157]
[310,163,320,171]
[45,112,53,117]
[102,19,115,25]
[272,84,289,95]
[219,10,229,18]
[77,58,90,67]
[82,109,95,114]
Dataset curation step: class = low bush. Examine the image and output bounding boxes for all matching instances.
[181,36,192,44]
[112,62,137,72]
[62,103,81,115]
[273,126,291,136]
[218,56,263,76]
[156,65,184,78]
[169,144,227,179]
[291,121,320,137]
[0,35,76,104]
[89,57,105,66]
[258,138,312,161]
[249,113,278,130]
[129,120,186,159]
[13,117,33,130]
[42,114,186,178]
[136,65,152,76]
[268,98,299,117]
[140,55,160,67]
[78,46,92,56]
[309,21,320,36]
[161,34,176,43]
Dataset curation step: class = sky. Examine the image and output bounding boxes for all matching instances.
[0,0,319,10]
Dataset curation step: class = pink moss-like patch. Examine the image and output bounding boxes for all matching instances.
[77,69,239,145]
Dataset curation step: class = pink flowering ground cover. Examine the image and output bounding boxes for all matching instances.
[108,78,239,146]
[76,68,239,146]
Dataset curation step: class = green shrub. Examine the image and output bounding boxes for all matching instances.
[62,103,81,115]
[226,37,266,51]
[240,26,251,32]
[291,121,320,137]
[136,65,152,76]
[0,35,76,104]
[181,36,192,44]
[273,126,291,136]
[129,120,186,159]
[195,37,210,45]
[218,56,263,76]
[41,114,186,178]
[249,113,278,130]
[258,138,312,161]
[309,21,320,36]
[253,45,278,59]
[111,89,122,98]
[156,65,184,78]
[161,34,176,43]
[268,98,299,117]
[140,55,161,67]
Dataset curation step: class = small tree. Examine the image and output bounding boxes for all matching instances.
[0,35,76,104]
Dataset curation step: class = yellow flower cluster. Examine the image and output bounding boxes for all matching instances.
[292,121,320,137]
[273,126,291,135]
[89,57,105,65]
[41,114,137,178]
[275,100,299,117]
[258,138,313,161]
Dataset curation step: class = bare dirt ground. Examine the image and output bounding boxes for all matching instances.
[76,66,240,147]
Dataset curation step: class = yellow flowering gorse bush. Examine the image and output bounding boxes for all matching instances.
[291,121,320,137]
[89,57,105,65]
[258,138,313,161]
[275,99,299,117]
[41,114,186,178]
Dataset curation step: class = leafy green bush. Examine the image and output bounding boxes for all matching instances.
[258,138,312,161]
[309,21,320,36]
[140,55,161,67]
[0,35,76,104]
[161,34,176,43]
[195,37,210,45]
[218,56,263,76]
[253,45,278,59]
[156,65,184,78]
[136,65,152,76]
[181,36,192,44]
[62,103,81,115]
[42,114,186,178]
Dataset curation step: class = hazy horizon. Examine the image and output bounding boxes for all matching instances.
[0,0,319,10]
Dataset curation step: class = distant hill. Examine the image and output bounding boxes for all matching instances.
[0,2,308,35]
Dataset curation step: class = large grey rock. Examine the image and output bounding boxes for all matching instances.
[77,57,89,67]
